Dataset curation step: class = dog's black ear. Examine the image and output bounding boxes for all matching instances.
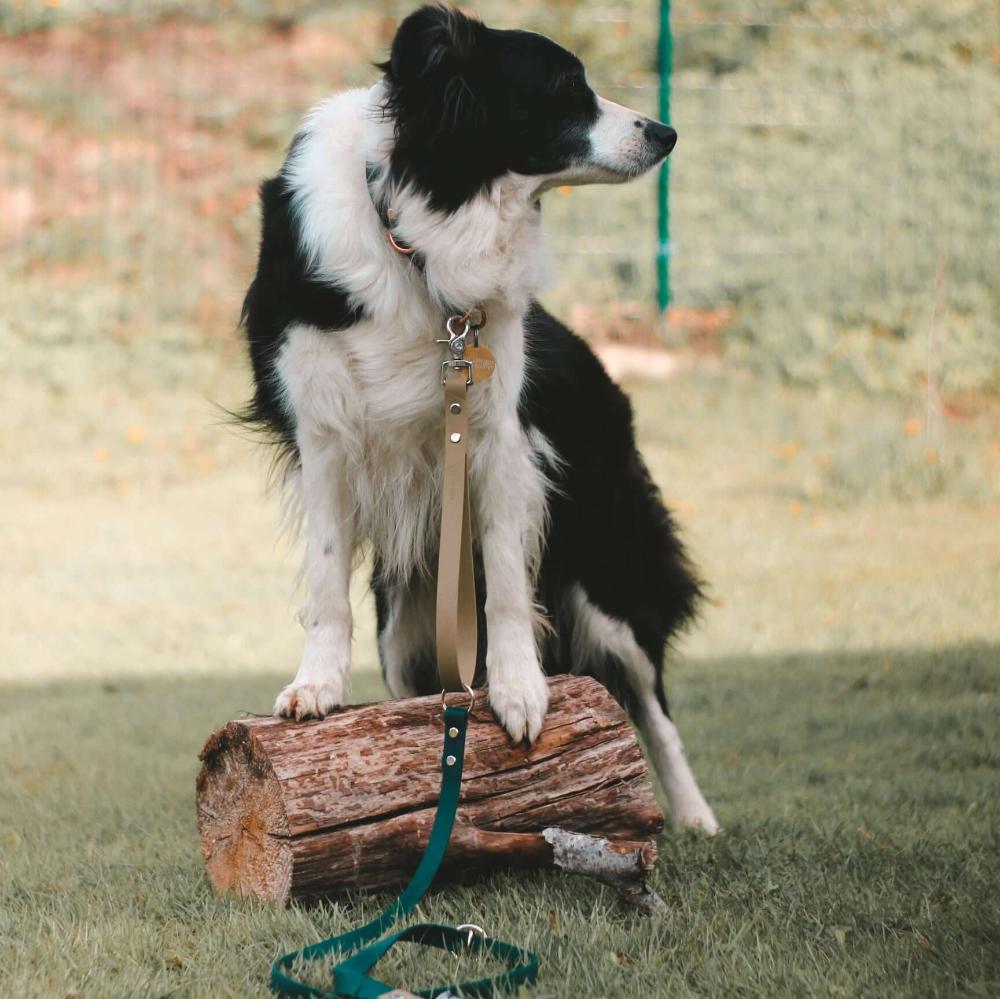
[380,4,489,137]
[385,4,481,83]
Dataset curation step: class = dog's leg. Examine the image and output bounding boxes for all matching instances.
[274,429,354,720]
[569,585,718,834]
[377,574,436,698]
[620,663,719,834]
[475,423,550,743]
[631,686,719,835]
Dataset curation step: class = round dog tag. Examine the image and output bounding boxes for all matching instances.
[465,345,496,383]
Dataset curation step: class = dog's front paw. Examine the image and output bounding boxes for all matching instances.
[273,680,344,721]
[488,667,549,744]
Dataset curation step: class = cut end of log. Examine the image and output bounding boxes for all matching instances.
[196,676,664,905]
[197,721,292,900]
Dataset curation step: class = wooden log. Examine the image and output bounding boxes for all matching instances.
[196,675,664,905]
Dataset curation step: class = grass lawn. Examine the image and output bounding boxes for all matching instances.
[2,644,998,996]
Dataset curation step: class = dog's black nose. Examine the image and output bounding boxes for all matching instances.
[643,120,678,156]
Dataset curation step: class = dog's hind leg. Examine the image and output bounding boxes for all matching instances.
[630,671,719,835]
[374,570,438,698]
[568,585,719,834]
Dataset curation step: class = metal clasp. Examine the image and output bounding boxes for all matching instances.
[456,923,486,948]
[446,315,472,341]
[435,316,471,357]
[437,311,488,384]
[441,359,473,386]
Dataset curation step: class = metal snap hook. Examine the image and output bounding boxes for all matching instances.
[446,316,471,341]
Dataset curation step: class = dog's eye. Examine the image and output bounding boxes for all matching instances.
[561,74,585,95]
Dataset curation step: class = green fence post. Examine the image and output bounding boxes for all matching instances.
[657,0,672,312]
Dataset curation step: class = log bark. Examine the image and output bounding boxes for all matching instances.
[196,675,664,905]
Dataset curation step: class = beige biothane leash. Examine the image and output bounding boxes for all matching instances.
[435,308,495,694]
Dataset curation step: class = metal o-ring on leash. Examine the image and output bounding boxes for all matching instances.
[440,684,477,713]
[459,305,487,330]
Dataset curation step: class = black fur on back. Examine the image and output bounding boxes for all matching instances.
[518,303,704,715]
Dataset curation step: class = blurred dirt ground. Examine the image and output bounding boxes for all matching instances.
[3,1,998,392]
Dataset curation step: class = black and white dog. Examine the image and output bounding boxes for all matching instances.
[241,4,717,832]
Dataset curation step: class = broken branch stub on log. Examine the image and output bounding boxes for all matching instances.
[196,675,664,905]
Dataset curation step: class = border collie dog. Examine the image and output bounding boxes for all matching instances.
[241,4,717,832]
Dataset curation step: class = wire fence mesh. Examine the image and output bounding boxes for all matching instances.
[2,0,997,395]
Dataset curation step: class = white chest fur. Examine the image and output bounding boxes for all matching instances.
[276,304,531,580]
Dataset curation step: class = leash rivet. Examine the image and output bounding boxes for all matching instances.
[445,754,457,767]
[448,726,459,738]
[450,402,462,415]
[450,432,462,444]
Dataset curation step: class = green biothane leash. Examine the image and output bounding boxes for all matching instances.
[269,705,539,999]
[270,315,538,998]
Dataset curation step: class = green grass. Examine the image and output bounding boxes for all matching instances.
[3,645,998,997]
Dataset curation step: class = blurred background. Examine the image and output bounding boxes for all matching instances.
[2,0,996,682]
[2,3,999,995]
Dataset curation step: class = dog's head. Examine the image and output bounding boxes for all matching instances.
[379,4,677,211]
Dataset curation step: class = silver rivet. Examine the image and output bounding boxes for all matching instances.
[445,754,457,766]
[449,402,461,415]
[450,432,462,443]
[448,726,459,738]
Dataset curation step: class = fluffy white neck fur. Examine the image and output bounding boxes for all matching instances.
[285,82,551,326]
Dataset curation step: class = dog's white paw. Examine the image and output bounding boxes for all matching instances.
[488,667,549,744]
[671,797,720,837]
[273,680,344,721]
